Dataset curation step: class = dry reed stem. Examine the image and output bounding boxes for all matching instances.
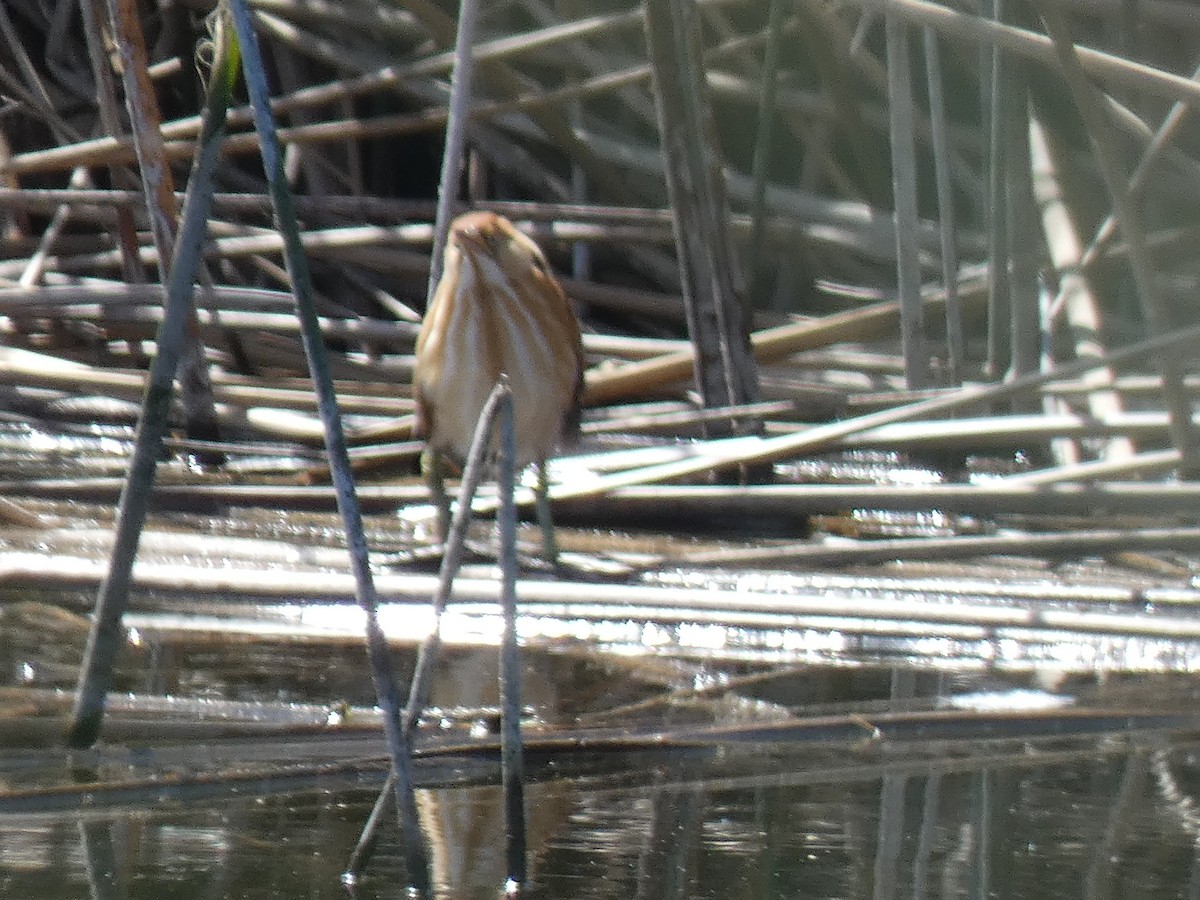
[847,0,1200,107]
[1029,117,1133,464]
[584,276,986,405]
[1038,3,1200,475]
[0,0,1197,593]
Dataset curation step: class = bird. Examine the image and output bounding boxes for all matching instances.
[413,211,583,564]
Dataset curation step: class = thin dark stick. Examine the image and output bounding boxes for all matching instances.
[344,772,397,880]
[348,381,511,880]
[496,382,528,891]
[66,6,237,750]
[405,382,511,733]
[225,0,429,890]
[426,0,481,303]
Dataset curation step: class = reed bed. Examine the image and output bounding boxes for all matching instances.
[8,6,1200,890]
[1,1,1199,601]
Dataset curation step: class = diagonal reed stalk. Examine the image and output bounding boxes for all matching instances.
[1037,2,1200,477]
[67,3,241,751]
[347,381,528,887]
[222,0,435,890]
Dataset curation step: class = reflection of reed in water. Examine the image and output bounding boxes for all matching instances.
[417,649,571,898]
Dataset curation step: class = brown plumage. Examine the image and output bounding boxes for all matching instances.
[414,212,583,562]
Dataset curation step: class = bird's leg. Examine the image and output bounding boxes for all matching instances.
[421,447,452,544]
[534,458,559,566]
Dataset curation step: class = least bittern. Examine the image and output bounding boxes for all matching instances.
[414,212,584,564]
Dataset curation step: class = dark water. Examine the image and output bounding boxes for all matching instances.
[7,739,1200,899]
[3,627,1200,899]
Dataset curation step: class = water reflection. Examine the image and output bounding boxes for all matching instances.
[3,709,1200,897]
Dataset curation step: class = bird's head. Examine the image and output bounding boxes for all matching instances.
[445,212,552,293]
